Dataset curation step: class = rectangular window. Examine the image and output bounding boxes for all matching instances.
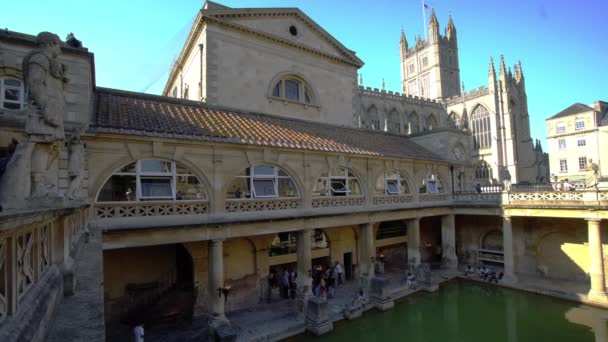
[559,159,568,173]
[330,179,349,195]
[578,157,587,171]
[408,64,415,74]
[422,56,428,67]
[556,122,565,133]
[575,119,585,130]
[558,138,566,150]
[427,180,438,193]
[252,179,276,197]
[577,138,586,147]
[386,180,399,194]
[140,160,171,173]
[140,177,173,199]
[284,80,300,101]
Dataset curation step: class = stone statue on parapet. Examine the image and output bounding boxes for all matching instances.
[65,129,85,200]
[501,167,512,192]
[0,32,68,211]
[585,159,599,189]
[23,31,68,142]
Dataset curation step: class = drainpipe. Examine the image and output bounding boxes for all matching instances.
[199,43,204,101]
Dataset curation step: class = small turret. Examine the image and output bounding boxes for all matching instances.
[488,56,497,93]
[429,9,440,43]
[499,55,508,89]
[446,15,457,42]
[416,34,423,49]
[400,28,408,50]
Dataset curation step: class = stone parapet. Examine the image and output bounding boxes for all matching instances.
[305,297,334,335]
[369,276,394,311]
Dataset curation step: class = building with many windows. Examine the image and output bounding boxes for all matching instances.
[0,2,606,341]
[546,101,608,186]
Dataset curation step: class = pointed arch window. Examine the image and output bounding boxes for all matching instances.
[475,162,492,180]
[313,167,362,197]
[228,165,299,199]
[388,109,401,134]
[368,106,381,131]
[426,114,438,131]
[408,112,420,134]
[97,160,206,202]
[448,112,460,128]
[472,105,491,149]
[271,75,313,105]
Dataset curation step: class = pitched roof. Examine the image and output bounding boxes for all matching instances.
[547,103,594,120]
[90,87,442,162]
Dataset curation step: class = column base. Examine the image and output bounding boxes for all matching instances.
[208,317,236,342]
[440,258,458,270]
[587,290,608,303]
[502,274,518,285]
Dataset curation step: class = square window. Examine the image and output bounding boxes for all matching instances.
[578,157,587,171]
[558,139,566,150]
[252,179,276,197]
[556,122,565,133]
[559,159,568,173]
[577,138,586,147]
[575,119,585,130]
[140,177,173,198]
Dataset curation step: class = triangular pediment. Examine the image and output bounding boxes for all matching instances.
[201,6,363,67]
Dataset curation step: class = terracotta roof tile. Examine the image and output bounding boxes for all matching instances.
[90,87,443,161]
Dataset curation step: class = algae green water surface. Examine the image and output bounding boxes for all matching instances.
[291,280,603,342]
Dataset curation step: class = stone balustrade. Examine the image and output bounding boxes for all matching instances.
[225,198,301,213]
[95,200,209,219]
[0,205,89,336]
[311,196,365,208]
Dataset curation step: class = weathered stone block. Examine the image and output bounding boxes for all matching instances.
[305,297,333,335]
[369,276,394,311]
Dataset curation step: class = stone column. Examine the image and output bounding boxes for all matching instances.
[587,219,607,302]
[296,229,312,291]
[358,222,375,279]
[208,239,226,320]
[502,216,517,283]
[441,214,458,270]
[407,218,421,270]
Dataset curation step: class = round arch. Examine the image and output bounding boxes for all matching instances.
[267,71,319,106]
[311,164,367,197]
[222,162,304,200]
[471,104,492,149]
[93,156,214,207]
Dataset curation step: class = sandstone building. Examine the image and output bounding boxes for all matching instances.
[0,2,606,341]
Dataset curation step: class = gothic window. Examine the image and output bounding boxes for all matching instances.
[408,112,420,134]
[313,167,362,197]
[448,112,460,128]
[475,162,492,180]
[375,170,410,195]
[271,75,313,105]
[421,173,444,193]
[388,109,401,134]
[368,106,381,131]
[97,160,206,202]
[426,114,438,131]
[228,165,299,199]
[420,74,430,98]
[1,78,26,110]
[471,105,491,149]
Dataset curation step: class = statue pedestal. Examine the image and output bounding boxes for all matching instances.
[305,297,334,335]
[369,277,394,311]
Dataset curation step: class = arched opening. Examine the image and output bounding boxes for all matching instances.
[313,166,363,197]
[420,173,445,193]
[471,105,491,149]
[426,114,438,131]
[475,161,492,182]
[368,105,381,131]
[226,164,299,199]
[448,112,460,128]
[408,112,420,134]
[270,74,314,105]
[387,109,401,134]
[375,170,411,195]
[376,220,408,272]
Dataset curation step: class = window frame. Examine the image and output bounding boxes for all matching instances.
[577,138,586,147]
[1,77,26,110]
[575,119,585,131]
[558,138,566,150]
[234,165,299,199]
[578,157,587,171]
[384,171,410,195]
[270,77,313,105]
[97,159,206,202]
[556,122,566,133]
[315,167,362,197]
[472,105,491,149]
[559,159,568,173]
[423,173,444,194]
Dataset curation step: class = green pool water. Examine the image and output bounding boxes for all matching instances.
[290,280,607,342]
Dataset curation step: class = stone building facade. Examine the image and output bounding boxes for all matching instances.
[0,2,606,341]
[546,101,608,186]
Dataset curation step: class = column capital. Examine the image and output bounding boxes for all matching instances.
[585,218,602,223]
[502,215,512,219]
[210,239,225,246]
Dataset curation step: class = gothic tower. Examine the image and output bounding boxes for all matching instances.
[400,10,461,100]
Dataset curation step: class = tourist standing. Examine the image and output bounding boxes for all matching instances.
[132,323,144,342]
[281,269,290,299]
[334,261,344,287]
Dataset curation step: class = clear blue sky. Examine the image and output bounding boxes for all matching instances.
[3,0,607,149]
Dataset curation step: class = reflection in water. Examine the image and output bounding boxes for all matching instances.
[290,280,603,342]
[565,305,608,342]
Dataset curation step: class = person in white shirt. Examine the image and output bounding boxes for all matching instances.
[334,261,344,287]
[133,323,144,342]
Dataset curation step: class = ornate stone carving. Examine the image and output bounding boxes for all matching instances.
[501,167,512,192]
[586,159,599,189]
[65,130,85,200]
